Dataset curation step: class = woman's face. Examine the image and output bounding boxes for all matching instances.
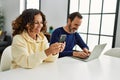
[29,14,43,34]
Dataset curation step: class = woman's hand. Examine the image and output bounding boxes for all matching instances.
[59,42,66,52]
[45,42,65,56]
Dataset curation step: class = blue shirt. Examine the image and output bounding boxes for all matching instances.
[50,27,89,58]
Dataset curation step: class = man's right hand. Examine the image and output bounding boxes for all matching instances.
[73,51,89,59]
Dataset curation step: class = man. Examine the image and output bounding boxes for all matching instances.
[50,12,90,58]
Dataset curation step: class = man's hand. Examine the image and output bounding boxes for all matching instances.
[73,51,90,59]
[83,48,91,56]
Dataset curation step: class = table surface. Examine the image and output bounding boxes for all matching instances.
[0,55,120,80]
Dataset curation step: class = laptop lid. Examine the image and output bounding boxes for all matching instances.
[84,43,107,61]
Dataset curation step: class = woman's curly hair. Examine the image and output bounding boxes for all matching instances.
[12,8,47,36]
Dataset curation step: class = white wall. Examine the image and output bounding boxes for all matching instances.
[2,0,20,35]
[1,0,68,35]
[41,0,68,31]
[0,0,2,7]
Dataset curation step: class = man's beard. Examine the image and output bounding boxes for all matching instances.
[68,24,77,33]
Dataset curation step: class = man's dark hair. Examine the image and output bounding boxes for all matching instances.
[68,12,83,21]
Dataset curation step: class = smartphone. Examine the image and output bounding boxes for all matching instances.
[59,34,66,43]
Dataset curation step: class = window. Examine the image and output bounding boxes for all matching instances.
[25,0,41,10]
[69,0,119,51]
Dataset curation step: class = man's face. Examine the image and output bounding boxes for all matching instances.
[68,16,82,33]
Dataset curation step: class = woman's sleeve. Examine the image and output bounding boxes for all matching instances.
[12,35,47,69]
[43,36,59,62]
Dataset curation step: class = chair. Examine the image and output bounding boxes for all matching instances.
[104,48,120,58]
[0,46,12,71]
[0,35,12,53]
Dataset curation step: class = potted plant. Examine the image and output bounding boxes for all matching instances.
[0,12,4,34]
[0,15,4,30]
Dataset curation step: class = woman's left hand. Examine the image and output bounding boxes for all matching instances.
[59,42,66,52]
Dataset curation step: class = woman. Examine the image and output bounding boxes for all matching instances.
[11,9,65,69]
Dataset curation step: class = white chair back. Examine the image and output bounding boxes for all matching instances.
[0,46,12,71]
[104,48,120,58]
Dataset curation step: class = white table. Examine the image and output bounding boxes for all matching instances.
[0,55,120,80]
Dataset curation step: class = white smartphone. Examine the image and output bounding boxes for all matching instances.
[59,34,66,43]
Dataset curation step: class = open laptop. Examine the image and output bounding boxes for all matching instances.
[73,43,107,62]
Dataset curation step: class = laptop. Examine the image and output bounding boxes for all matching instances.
[73,43,107,62]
